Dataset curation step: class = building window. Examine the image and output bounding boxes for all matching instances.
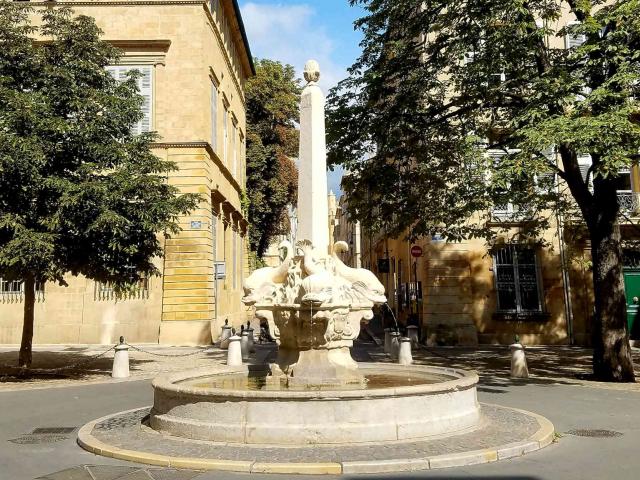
[223,105,229,164]
[232,228,237,289]
[232,121,238,178]
[211,80,218,152]
[0,278,45,303]
[212,213,218,262]
[487,149,517,220]
[239,132,245,185]
[493,245,543,313]
[106,65,153,135]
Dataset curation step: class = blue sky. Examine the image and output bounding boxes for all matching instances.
[239,0,365,194]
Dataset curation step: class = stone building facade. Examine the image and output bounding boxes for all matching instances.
[338,6,640,347]
[0,1,254,345]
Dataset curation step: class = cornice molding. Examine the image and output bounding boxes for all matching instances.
[109,39,171,51]
[203,6,247,107]
[30,1,205,6]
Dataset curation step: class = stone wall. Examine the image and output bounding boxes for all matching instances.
[0,1,252,345]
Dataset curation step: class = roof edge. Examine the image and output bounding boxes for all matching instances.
[231,0,255,76]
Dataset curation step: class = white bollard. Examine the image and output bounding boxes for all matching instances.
[112,337,130,378]
[383,328,391,355]
[390,331,401,360]
[407,326,419,349]
[398,337,413,365]
[510,342,529,378]
[240,328,250,361]
[227,335,243,366]
[220,319,233,349]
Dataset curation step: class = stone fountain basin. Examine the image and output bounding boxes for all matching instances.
[150,363,480,445]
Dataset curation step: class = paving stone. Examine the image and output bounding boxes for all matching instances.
[117,471,153,480]
[36,466,93,480]
[146,469,202,480]
[86,465,142,480]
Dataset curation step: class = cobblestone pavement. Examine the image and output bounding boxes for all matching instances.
[88,405,539,463]
[1,341,638,392]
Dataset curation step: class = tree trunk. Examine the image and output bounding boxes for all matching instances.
[18,274,36,368]
[590,220,635,382]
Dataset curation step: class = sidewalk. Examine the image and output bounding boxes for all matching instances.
[1,341,638,391]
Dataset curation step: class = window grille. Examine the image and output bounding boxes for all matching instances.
[95,275,149,301]
[0,278,45,303]
[493,245,543,313]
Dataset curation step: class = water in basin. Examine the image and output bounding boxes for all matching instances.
[178,371,454,391]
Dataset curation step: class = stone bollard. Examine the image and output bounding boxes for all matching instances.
[112,336,130,379]
[407,325,419,349]
[220,319,233,349]
[383,328,391,355]
[247,321,256,353]
[398,337,413,365]
[390,331,401,360]
[227,334,243,366]
[510,342,529,378]
[240,327,250,361]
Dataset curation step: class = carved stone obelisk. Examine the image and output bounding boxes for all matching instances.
[296,60,330,254]
[242,60,386,388]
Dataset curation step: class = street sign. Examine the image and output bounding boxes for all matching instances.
[411,245,423,258]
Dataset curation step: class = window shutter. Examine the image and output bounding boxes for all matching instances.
[577,154,593,187]
[566,22,586,49]
[138,66,152,133]
[106,65,152,135]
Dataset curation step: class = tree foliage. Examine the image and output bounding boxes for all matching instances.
[327,0,640,381]
[245,59,300,258]
[0,3,198,365]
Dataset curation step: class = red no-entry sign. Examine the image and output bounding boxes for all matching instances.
[411,245,423,258]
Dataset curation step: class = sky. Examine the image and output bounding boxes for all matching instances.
[239,0,366,195]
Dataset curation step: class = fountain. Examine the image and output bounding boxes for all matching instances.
[78,61,553,473]
[148,60,481,445]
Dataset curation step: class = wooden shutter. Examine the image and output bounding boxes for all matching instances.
[106,65,152,135]
[138,66,152,134]
[578,154,593,190]
[566,22,586,49]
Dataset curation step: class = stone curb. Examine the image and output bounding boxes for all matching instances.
[77,404,555,475]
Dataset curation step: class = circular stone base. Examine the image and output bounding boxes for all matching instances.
[77,404,554,474]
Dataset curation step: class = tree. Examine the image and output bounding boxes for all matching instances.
[327,0,640,381]
[0,3,198,367]
[246,59,300,258]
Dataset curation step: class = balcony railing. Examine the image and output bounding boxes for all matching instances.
[618,190,640,217]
